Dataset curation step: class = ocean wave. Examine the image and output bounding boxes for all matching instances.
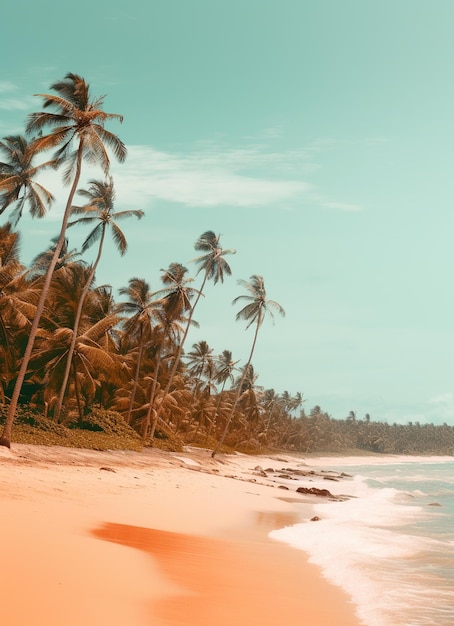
[270,460,454,626]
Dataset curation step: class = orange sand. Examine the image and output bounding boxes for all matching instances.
[0,444,362,626]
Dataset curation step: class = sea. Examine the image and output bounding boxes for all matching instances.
[269,456,454,626]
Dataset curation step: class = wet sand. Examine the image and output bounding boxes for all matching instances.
[0,444,362,626]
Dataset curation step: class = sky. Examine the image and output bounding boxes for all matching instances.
[2,0,454,425]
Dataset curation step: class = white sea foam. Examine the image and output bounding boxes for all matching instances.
[306,454,454,467]
[270,460,454,626]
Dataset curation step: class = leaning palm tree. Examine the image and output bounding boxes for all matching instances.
[151,232,235,433]
[1,73,126,448]
[0,135,55,225]
[191,230,236,290]
[206,349,238,442]
[144,304,187,440]
[115,277,161,424]
[52,177,143,420]
[150,262,198,430]
[211,275,285,457]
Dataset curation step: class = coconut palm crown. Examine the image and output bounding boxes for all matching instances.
[26,73,126,182]
[191,230,236,285]
[233,274,285,329]
[0,135,55,224]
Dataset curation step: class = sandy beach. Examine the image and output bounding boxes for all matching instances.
[0,443,361,626]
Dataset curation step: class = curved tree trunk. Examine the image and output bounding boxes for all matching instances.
[73,361,83,423]
[126,331,145,424]
[144,348,163,439]
[206,378,229,443]
[53,229,106,422]
[0,147,84,448]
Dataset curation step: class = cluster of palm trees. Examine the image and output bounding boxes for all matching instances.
[0,72,289,452]
[294,408,454,455]
[2,73,452,458]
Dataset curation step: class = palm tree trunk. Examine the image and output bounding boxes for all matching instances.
[53,229,106,422]
[211,316,261,458]
[151,273,207,434]
[0,146,84,448]
[206,377,230,443]
[126,332,145,424]
[73,361,84,423]
[146,348,163,440]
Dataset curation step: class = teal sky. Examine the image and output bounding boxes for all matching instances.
[2,0,454,424]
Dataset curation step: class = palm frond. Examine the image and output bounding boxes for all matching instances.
[110,222,127,255]
[81,223,103,253]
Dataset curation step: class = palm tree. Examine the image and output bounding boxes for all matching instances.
[143,304,188,440]
[150,263,198,430]
[27,237,83,280]
[205,349,238,442]
[151,232,235,433]
[52,178,143,420]
[0,135,55,224]
[158,262,196,320]
[0,224,37,400]
[212,275,285,457]
[1,73,126,448]
[191,230,236,289]
[27,261,93,414]
[185,340,214,393]
[182,341,217,439]
[229,363,262,446]
[215,350,238,391]
[115,278,161,424]
[30,301,121,422]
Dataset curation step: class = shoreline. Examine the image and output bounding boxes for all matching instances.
[0,443,361,626]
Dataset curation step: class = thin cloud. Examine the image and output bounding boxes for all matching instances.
[0,81,18,93]
[33,137,363,215]
[430,392,454,405]
[310,191,364,212]
[111,144,311,209]
[321,200,363,212]
[0,81,35,112]
[0,98,33,111]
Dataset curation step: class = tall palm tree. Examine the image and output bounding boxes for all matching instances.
[215,350,238,391]
[53,178,143,420]
[115,278,161,423]
[206,349,238,442]
[151,232,235,432]
[191,230,236,289]
[26,261,93,413]
[0,135,55,224]
[212,275,285,457]
[150,263,198,430]
[1,73,126,448]
[144,304,188,440]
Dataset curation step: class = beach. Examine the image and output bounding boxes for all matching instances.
[0,443,361,626]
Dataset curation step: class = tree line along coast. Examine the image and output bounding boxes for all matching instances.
[1,73,453,457]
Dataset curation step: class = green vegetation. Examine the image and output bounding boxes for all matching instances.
[288,409,454,456]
